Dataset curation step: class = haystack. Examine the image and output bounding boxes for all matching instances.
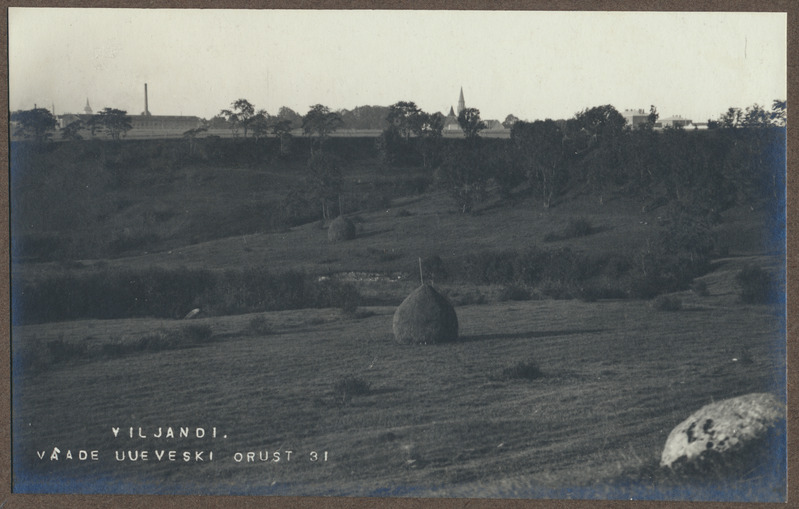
[328,215,356,242]
[393,284,458,344]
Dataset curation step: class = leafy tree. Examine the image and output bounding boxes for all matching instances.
[741,104,770,128]
[571,105,627,141]
[339,105,391,130]
[88,108,132,141]
[277,106,303,129]
[563,105,627,203]
[271,119,294,155]
[61,119,85,141]
[220,99,255,138]
[437,142,489,213]
[458,107,486,140]
[208,115,229,130]
[302,104,343,155]
[305,152,343,220]
[183,126,208,156]
[386,101,424,142]
[502,114,520,129]
[249,109,271,141]
[720,107,742,129]
[771,99,786,127]
[11,108,58,142]
[511,120,567,208]
[419,111,445,169]
[647,105,659,126]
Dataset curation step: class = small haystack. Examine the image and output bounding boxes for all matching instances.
[393,284,458,344]
[328,215,356,242]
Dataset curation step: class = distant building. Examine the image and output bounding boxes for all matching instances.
[58,85,203,137]
[442,88,505,133]
[483,119,504,130]
[621,108,651,129]
[444,105,460,131]
[660,115,693,128]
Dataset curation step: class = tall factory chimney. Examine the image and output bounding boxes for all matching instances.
[144,83,150,116]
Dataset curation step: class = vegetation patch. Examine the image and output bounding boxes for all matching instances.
[247,315,274,336]
[651,295,683,312]
[333,375,371,405]
[493,360,543,381]
[544,217,595,242]
[14,268,363,325]
[735,264,777,304]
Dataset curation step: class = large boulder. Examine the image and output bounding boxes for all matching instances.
[393,284,458,344]
[660,393,785,472]
[327,215,356,242]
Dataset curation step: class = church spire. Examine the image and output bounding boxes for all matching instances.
[84,98,93,115]
[457,87,465,115]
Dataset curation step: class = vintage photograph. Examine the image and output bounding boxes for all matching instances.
[8,8,787,501]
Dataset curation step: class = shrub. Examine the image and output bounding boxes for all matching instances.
[334,375,371,404]
[421,254,449,283]
[178,324,214,344]
[496,360,543,381]
[652,295,682,311]
[308,279,360,314]
[545,217,595,241]
[498,285,531,302]
[691,280,709,297]
[566,217,594,237]
[248,316,274,335]
[735,264,775,304]
[48,337,88,360]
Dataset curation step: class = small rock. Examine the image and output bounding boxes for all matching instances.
[660,393,784,470]
[183,308,201,319]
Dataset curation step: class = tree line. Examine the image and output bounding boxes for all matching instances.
[11,98,786,221]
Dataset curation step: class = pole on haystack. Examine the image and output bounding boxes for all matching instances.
[419,257,424,285]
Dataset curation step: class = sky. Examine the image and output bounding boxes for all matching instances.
[8,9,787,123]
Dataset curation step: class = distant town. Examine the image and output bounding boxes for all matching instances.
[11,84,785,142]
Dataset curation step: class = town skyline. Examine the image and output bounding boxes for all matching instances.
[9,9,787,124]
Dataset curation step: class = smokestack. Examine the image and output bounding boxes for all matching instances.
[144,83,150,116]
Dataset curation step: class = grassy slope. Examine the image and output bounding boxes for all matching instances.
[12,257,785,499]
[11,151,786,499]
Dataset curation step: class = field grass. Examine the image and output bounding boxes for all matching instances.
[10,139,786,500]
[12,253,785,499]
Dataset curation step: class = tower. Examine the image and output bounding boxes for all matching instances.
[84,98,93,115]
[144,83,151,116]
[457,87,465,115]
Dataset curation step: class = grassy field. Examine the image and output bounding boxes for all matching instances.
[10,139,786,500]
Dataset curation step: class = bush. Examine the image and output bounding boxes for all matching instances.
[498,285,531,302]
[14,266,367,325]
[691,280,709,297]
[334,375,371,404]
[545,217,595,242]
[15,336,88,374]
[652,295,682,311]
[46,337,88,363]
[247,316,274,335]
[735,264,776,304]
[495,360,543,381]
[421,255,449,283]
[566,217,594,237]
[178,324,214,343]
